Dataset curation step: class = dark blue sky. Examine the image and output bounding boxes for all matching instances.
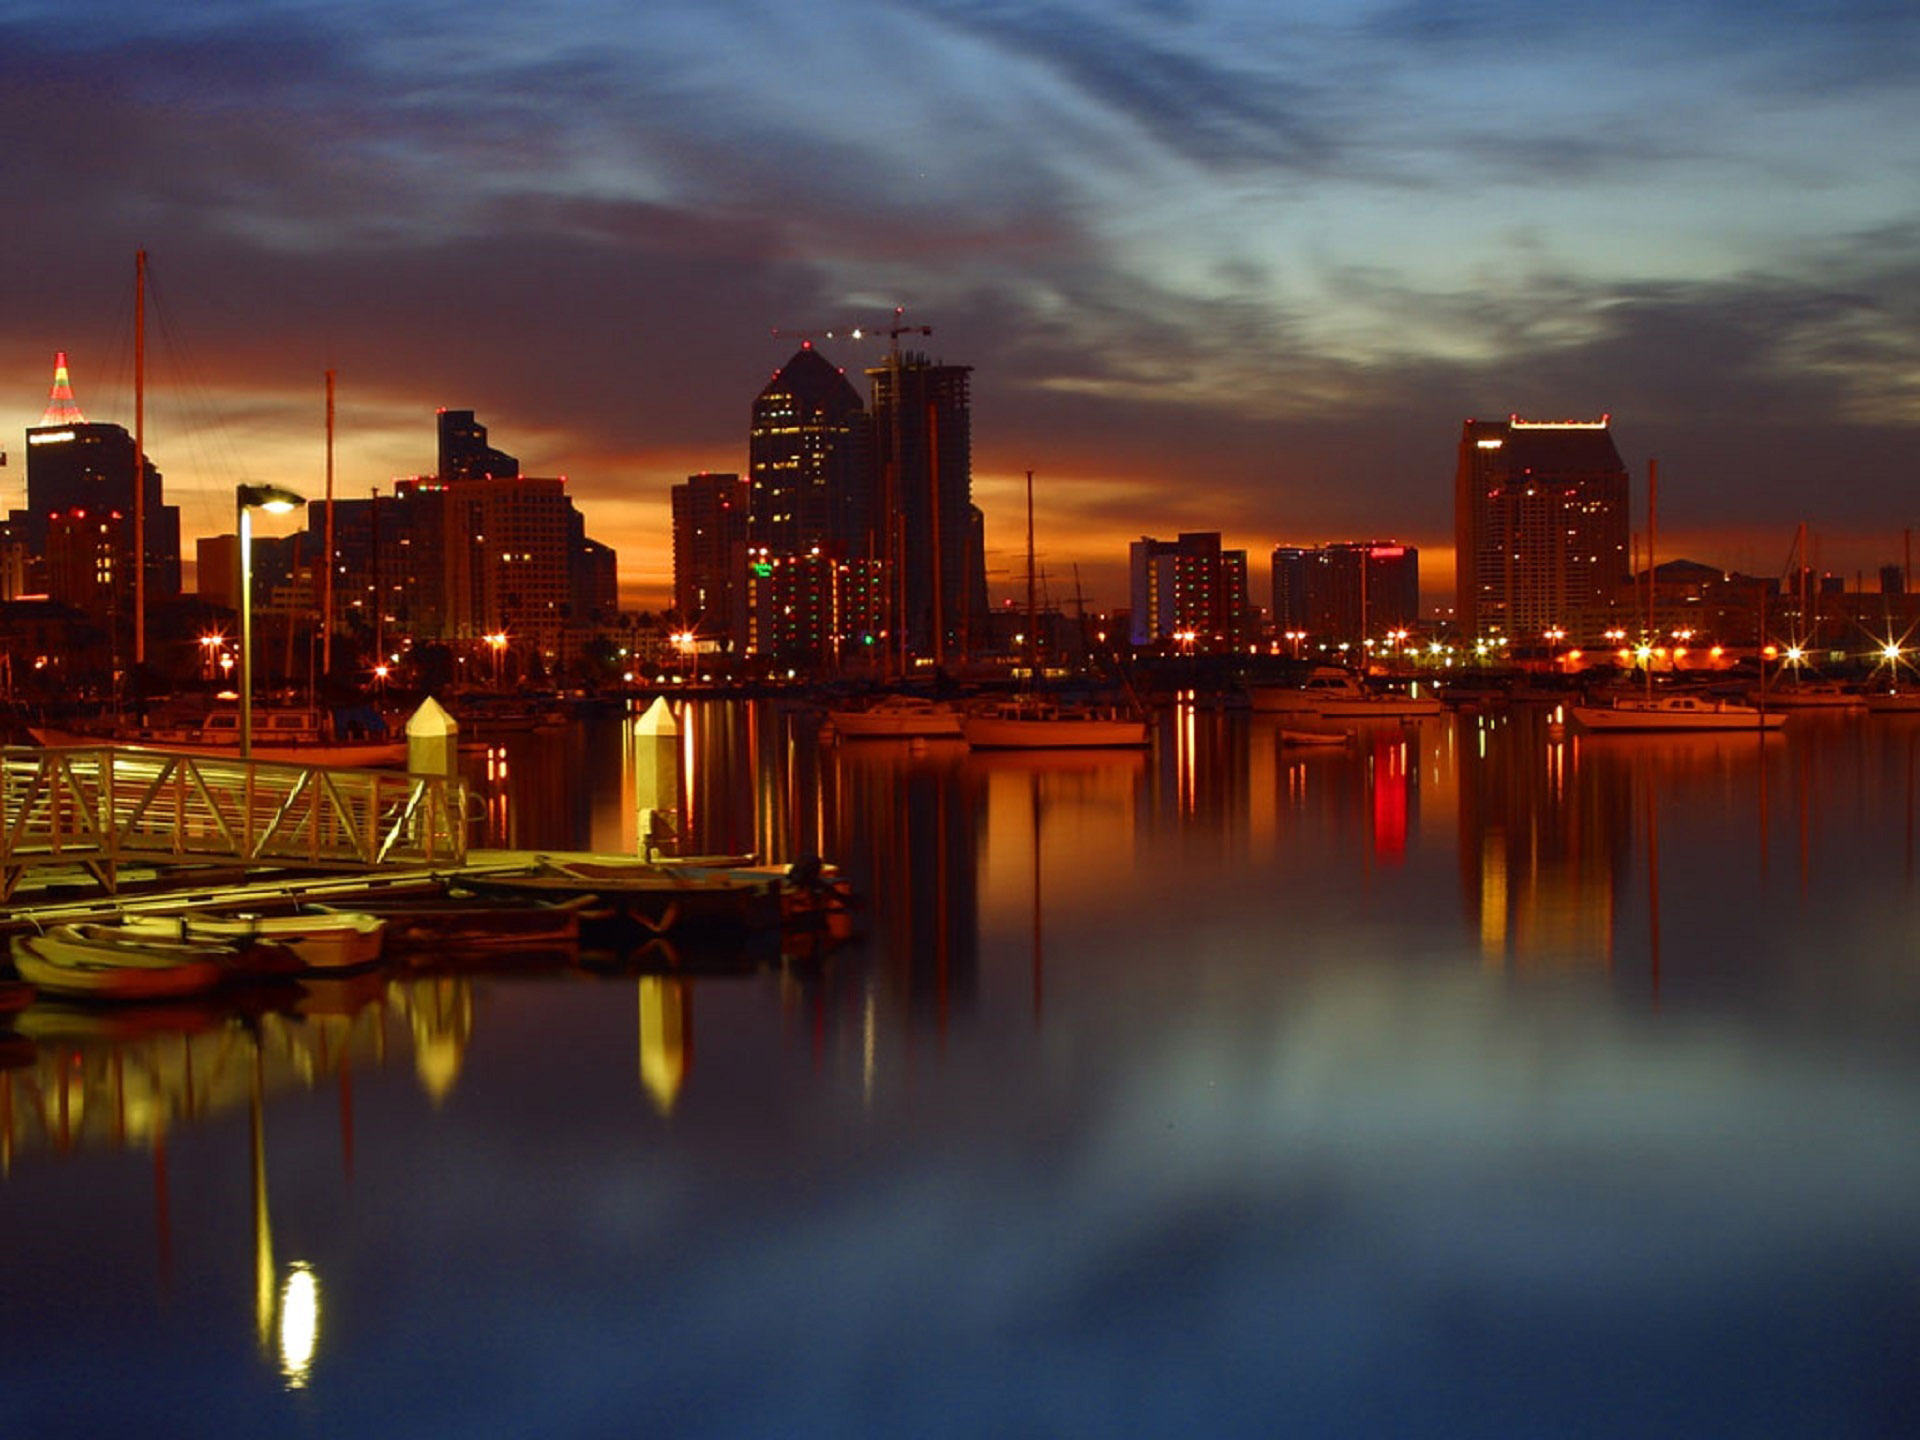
[3,0,1916,607]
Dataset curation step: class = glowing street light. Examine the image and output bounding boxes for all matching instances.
[484,631,508,688]
[199,631,226,681]
[237,483,304,760]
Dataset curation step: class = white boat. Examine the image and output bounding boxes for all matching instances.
[9,925,231,1001]
[1250,667,1442,717]
[32,708,406,767]
[1741,680,1864,710]
[117,911,388,972]
[824,694,966,739]
[962,697,1148,750]
[963,470,1149,752]
[1281,725,1352,747]
[1568,693,1787,732]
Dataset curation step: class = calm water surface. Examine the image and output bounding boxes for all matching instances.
[4,702,1919,1437]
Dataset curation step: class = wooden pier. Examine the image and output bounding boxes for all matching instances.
[1,745,468,904]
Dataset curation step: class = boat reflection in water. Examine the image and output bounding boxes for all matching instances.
[5,700,1920,1435]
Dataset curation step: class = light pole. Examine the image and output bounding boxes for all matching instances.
[237,483,304,759]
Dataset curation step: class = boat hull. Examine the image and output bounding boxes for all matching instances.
[1569,699,1787,732]
[31,727,405,767]
[9,930,228,1002]
[1248,668,1441,717]
[316,895,588,954]
[119,912,387,972]
[459,860,784,939]
[824,698,965,739]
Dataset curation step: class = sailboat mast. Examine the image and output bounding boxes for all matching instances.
[1646,458,1658,642]
[1025,469,1037,678]
[1645,458,1657,695]
[133,250,146,669]
[322,371,336,679]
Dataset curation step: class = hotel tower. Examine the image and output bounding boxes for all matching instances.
[1454,415,1630,644]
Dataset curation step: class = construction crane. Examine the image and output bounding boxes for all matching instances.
[771,306,932,354]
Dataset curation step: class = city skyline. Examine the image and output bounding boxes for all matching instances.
[2,2,1915,612]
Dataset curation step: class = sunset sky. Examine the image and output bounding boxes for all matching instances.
[3,1,1916,614]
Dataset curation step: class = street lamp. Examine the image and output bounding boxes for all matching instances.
[237,483,304,760]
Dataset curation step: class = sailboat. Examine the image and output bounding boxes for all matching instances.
[960,472,1148,750]
[1568,459,1784,733]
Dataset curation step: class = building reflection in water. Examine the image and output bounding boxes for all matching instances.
[1454,708,1626,970]
[1454,707,1788,974]
[1,703,1831,1174]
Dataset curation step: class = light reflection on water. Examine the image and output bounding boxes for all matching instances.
[4,703,1920,1436]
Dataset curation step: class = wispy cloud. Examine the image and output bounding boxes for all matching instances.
[1,0,1916,605]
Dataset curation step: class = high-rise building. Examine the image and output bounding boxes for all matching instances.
[293,411,611,668]
[21,352,181,608]
[1271,541,1420,646]
[749,347,872,560]
[441,474,575,650]
[672,472,751,652]
[1454,415,1629,643]
[1130,532,1251,649]
[438,409,520,481]
[867,353,973,662]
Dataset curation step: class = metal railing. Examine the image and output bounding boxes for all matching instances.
[1,746,467,901]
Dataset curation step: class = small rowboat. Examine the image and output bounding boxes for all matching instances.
[9,926,230,1002]
[1281,726,1351,747]
[117,911,388,973]
[313,893,592,955]
[459,856,785,938]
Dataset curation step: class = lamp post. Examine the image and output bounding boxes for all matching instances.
[237,483,305,759]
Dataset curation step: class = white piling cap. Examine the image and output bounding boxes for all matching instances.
[635,695,678,737]
[407,696,457,738]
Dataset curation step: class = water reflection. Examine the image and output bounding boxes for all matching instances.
[6,703,1920,1432]
[451,699,1920,1013]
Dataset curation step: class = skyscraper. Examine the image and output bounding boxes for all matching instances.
[749,346,872,560]
[672,472,750,652]
[22,351,180,612]
[438,409,520,481]
[1270,541,1420,646]
[1454,416,1629,643]
[867,352,973,663]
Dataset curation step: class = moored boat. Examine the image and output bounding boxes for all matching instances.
[1568,693,1787,732]
[32,707,406,767]
[1859,687,1920,714]
[823,693,966,739]
[116,911,388,972]
[458,856,786,938]
[1249,667,1442,717]
[313,893,592,954]
[1742,679,1864,710]
[961,698,1148,750]
[9,925,231,1001]
[1281,725,1352,747]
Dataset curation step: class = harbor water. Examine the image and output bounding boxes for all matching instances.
[3,701,1919,1436]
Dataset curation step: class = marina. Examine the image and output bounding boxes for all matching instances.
[3,698,1918,1435]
